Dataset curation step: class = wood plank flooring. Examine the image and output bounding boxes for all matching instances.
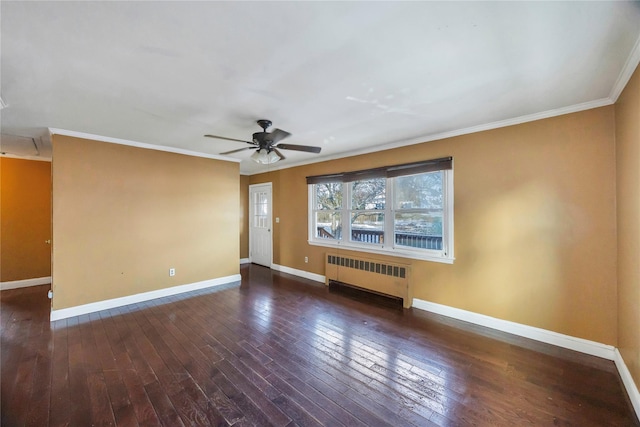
[1,264,638,426]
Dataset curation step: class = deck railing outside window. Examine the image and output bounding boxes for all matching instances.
[318,226,443,250]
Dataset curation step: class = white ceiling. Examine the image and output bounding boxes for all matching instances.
[2,1,640,174]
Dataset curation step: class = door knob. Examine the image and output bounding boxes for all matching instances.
[45,240,51,244]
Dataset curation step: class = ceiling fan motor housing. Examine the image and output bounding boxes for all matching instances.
[256,119,272,131]
[253,132,272,146]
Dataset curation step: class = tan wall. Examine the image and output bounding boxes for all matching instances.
[0,158,52,282]
[616,64,640,390]
[251,106,617,345]
[51,135,239,310]
[240,175,249,259]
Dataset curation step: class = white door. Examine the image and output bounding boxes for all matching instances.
[249,183,272,267]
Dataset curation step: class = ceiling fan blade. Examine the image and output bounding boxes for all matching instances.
[272,147,286,160]
[276,143,321,154]
[204,134,255,144]
[268,128,291,144]
[220,147,257,155]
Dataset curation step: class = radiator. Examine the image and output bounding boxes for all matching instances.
[325,252,412,308]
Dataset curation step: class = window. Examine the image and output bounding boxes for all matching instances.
[350,178,385,244]
[308,158,453,263]
[394,172,444,251]
[313,182,343,240]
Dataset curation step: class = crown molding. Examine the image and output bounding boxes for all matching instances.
[48,128,241,163]
[343,98,614,158]
[610,32,640,102]
[245,97,612,175]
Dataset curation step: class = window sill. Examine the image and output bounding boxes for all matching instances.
[308,240,455,264]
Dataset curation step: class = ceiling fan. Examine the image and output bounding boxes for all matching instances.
[205,119,321,164]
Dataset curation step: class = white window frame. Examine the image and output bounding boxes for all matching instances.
[308,169,454,264]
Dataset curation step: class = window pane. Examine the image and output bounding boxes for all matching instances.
[254,212,268,228]
[351,213,384,244]
[351,178,385,210]
[253,190,268,228]
[394,212,443,250]
[316,212,342,240]
[315,183,342,210]
[394,171,442,209]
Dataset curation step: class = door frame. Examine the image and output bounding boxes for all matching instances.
[248,182,273,268]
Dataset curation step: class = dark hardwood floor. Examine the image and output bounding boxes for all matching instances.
[1,264,638,426]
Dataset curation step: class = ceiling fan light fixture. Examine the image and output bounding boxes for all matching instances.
[250,148,280,164]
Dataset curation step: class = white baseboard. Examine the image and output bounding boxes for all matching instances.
[50,274,241,321]
[413,299,640,420]
[240,258,250,264]
[412,298,616,360]
[614,349,640,420]
[271,263,325,284]
[1,276,51,290]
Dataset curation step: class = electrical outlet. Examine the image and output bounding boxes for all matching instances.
[169,268,176,277]
[304,256,308,263]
